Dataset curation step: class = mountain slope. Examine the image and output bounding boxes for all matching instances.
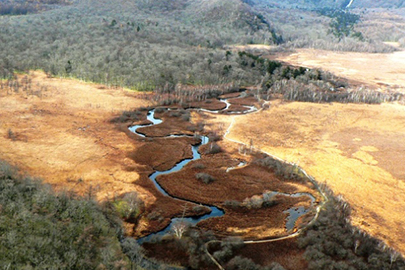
[252,0,405,9]
[350,0,405,8]
[250,0,349,9]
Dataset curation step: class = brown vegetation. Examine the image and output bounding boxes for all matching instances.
[157,147,320,238]
[129,137,196,171]
[272,48,405,92]
[224,100,405,254]
[0,71,150,201]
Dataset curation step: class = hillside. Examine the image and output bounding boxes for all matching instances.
[0,0,281,90]
[350,0,405,8]
[1,0,403,91]
[0,0,72,15]
[249,0,350,9]
[252,0,405,9]
[0,160,136,269]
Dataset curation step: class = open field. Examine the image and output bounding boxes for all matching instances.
[272,48,405,92]
[222,100,405,254]
[263,47,405,254]
[0,71,151,201]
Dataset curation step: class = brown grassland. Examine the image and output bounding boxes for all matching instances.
[0,71,211,237]
[222,100,405,254]
[273,48,405,92]
[265,48,405,254]
[0,71,151,201]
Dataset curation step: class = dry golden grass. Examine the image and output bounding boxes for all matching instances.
[221,101,405,254]
[273,48,405,92]
[0,71,152,202]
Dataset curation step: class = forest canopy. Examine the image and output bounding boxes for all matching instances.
[0,160,135,269]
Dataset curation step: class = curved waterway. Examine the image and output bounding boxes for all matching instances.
[128,109,162,137]
[199,95,257,114]
[265,191,316,231]
[129,109,224,244]
[129,98,316,242]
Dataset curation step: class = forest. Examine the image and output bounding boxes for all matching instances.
[0,160,141,269]
[0,0,72,15]
[0,0,403,90]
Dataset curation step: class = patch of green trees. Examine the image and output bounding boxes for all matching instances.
[259,61,403,104]
[0,160,143,269]
[318,8,364,41]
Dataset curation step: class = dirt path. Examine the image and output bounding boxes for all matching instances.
[0,71,152,202]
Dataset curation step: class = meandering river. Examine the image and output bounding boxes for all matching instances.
[129,96,316,243]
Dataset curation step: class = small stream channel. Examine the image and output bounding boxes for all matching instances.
[129,109,224,244]
[265,191,316,231]
[199,95,256,114]
[129,97,316,243]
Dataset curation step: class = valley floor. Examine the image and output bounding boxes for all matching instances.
[1,60,405,259]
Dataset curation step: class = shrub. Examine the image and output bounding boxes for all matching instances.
[147,211,164,222]
[169,111,181,117]
[298,195,405,270]
[121,237,144,268]
[224,200,241,209]
[208,132,222,142]
[192,205,207,214]
[254,156,306,182]
[192,162,205,169]
[243,195,264,209]
[113,191,143,220]
[205,143,222,154]
[195,172,215,184]
[7,128,16,141]
[111,110,141,123]
[226,256,261,270]
[181,111,191,121]
[154,107,165,113]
